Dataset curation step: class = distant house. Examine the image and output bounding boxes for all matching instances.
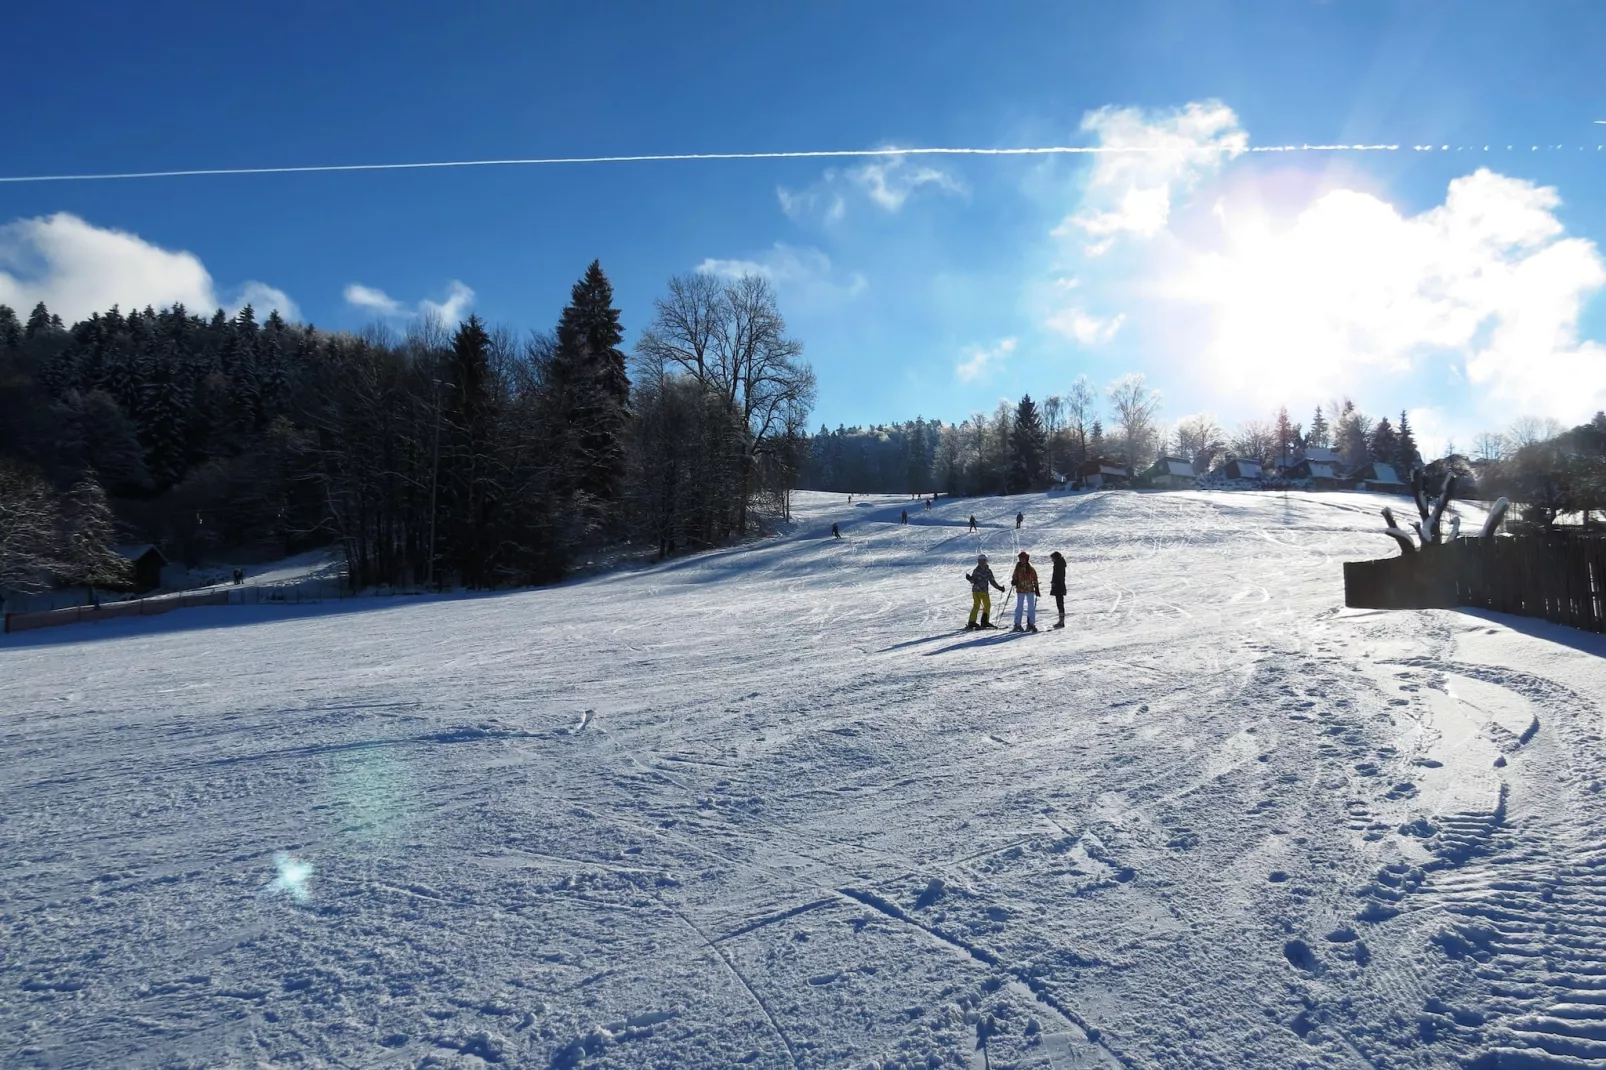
[1286,458,1341,486]
[1349,461,1407,492]
[1141,456,1197,489]
[1216,458,1264,481]
[117,544,169,593]
[1076,459,1130,490]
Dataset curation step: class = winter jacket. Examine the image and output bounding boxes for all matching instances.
[966,563,1003,593]
[1011,561,1040,595]
[1050,558,1067,597]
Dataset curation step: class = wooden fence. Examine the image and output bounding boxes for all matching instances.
[3,589,233,634]
[1344,535,1606,632]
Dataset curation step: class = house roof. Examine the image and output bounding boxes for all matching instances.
[116,544,167,563]
[1303,462,1337,479]
[1147,457,1196,478]
[1303,447,1341,464]
[1225,459,1263,476]
[1354,462,1405,484]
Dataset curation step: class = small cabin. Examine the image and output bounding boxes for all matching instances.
[1216,458,1264,481]
[117,544,169,593]
[1076,459,1130,490]
[1286,458,1340,486]
[1141,456,1197,489]
[1349,461,1406,492]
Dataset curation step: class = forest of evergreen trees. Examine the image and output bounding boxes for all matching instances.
[0,263,815,595]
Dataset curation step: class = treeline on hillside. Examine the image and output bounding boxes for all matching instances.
[0,264,815,595]
[801,373,1432,496]
[800,370,1606,531]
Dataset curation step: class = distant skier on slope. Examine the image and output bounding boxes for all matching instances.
[1016,511,1024,530]
[1011,552,1040,633]
[924,498,931,510]
[965,554,1005,630]
[1049,550,1067,629]
[831,523,842,539]
[968,515,978,532]
[901,510,908,525]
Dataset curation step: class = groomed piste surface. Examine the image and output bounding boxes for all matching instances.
[6,489,1606,1069]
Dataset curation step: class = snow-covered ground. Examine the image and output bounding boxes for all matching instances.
[5,489,1606,1069]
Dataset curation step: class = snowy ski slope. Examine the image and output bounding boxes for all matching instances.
[5,489,1606,1069]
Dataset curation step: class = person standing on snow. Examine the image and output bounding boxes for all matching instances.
[1048,550,1067,629]
[924,498,931,510]
[965,554,1005,630]
[831,523,842,539]
[1015,511,1024,530]
[901,510,908,525]
[1011,551,1040,633]
[968,515,978,532]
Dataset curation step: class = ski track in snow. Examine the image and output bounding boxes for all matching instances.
[4,489,1606,1069]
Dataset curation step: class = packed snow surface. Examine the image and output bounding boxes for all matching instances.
[6,490,1606,1069]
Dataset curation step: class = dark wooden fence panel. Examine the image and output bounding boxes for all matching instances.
[1345,535,1606,633]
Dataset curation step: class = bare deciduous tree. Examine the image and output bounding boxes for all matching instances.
[1173,413,1226,473]
[636,273,816,534]
[1106,373,1162,472]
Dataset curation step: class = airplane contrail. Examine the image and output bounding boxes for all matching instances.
[0,143,1405,184]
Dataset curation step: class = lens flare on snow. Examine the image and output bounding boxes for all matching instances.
[268,852,313,902]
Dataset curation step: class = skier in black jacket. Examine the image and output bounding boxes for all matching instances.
[1049,550,1068,629]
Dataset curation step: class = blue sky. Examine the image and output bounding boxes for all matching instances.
[2,1,1604,452]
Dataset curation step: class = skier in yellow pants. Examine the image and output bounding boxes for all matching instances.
[965,554,1006,630]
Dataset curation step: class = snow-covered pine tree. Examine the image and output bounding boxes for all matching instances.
[1008,394,1049,492]
[0,305,21,350]
[24,302,55,339]
[0,462,63,593]
[60,472,131,591]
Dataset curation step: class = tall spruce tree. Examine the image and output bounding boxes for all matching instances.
[25,302,54,339]
[552,261,630,508]
[1308,405,1330,449]
[1369,416,1400,468]
[441,315,498,587]
[1008,395,1049,493]
[1396,409,1421,472]
[1275,406,1296,467]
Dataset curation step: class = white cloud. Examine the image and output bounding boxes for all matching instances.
[697,243,867,306]
[777,155,965,224]
[849,156,967,212]
[232,281,299,321]
[421,280,475,324]
[344,279,476,324]
[955,337,1017,383]
[1056,100,1246,255]
[0,211,296,323]
[1046,307,1125,345]
[1172,168,1606,422]
[777,181,846,225]
[343,283,404,316]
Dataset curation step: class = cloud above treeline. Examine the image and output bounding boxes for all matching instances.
[1050,99,1606,435]
[343,280,475,324]
[0,212,297,322]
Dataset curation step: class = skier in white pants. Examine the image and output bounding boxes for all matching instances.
[1010,551,1040,633]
